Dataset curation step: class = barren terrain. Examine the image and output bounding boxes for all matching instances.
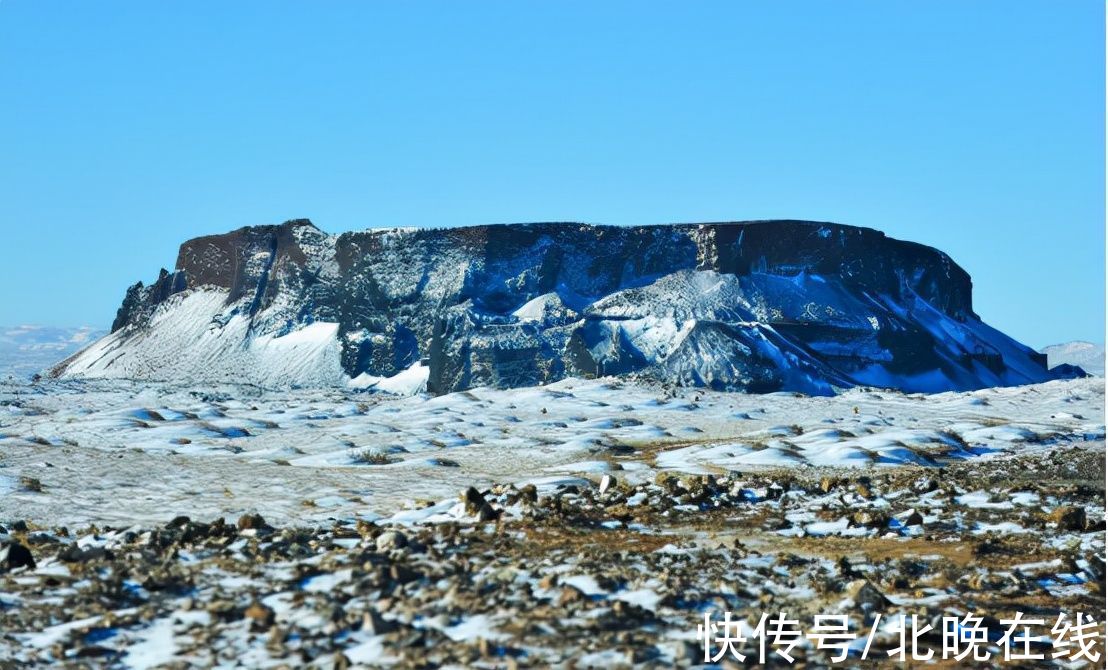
[0,377,1104,667]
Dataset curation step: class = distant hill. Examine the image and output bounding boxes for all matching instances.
[1040,341,1105,377]
[0,325,106,380]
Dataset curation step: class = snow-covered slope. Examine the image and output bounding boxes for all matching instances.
[58,291,347,388]
[53,219,1073,394]
[1041,341,1105,376]
[0,325,105,379]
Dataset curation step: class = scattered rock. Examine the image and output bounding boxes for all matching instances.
[1050,506,1086,531]
[845,579,890,611]
[57,545,110,563]
[207,599,240,622]
[849,510,889,529]
[237,513,269,531]
[462,487,487,514]
[0,415,1100,668]
[167,515,191,528]
[558,585,586,606]
[519,484,538,503]
[376,530,407,552]
[244,601,275,630]
[477,502,501,522]
[0,541,35,572]
[363,610,395,635]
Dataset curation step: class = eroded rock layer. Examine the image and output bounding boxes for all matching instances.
[53,219,1067,393]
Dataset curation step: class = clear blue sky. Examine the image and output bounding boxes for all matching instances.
[0,1,1102,348]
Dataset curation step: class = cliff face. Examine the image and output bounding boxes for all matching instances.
[55,219,1065,394]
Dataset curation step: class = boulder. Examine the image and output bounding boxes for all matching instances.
[0,540,35,573]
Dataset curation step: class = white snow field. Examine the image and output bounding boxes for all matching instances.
[0,375,1102,529]
[0,375,1104,668]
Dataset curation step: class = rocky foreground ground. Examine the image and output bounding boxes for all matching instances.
[1,441,1104,668]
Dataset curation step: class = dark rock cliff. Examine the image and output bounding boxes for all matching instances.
[57,219,1066,394]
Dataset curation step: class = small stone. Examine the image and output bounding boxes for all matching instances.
[477,637,492,657]
[903,509,924,526]
[1050,506,1086,531]
[237,513,268,531]
[326,604,346,623]
[845,579,889,611]
[519,484,538,503]
[913,478,939,493]
[58,545,110,563]
[356,519,377,538]
[376,530,407,552]
[363,609,395,635]
[558,584,585,606]
[836,556,857,579]
[1085,552,1106,581]
[244,601,275,630]
[599,474,616,495]
[477,502,501,522]
[389,564,419,584]
[849,510,889,529]
[538,574,559,590]
[462,487,487,514]
[966,571,1005,591]
[0,541,35,572]
[266,625,287,650]
[207,599,239,622]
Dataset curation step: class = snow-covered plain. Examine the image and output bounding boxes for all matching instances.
[0,376,1104,667]
[1,375,1102,529]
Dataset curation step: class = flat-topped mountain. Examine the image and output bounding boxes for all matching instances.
[51,219,1073,393]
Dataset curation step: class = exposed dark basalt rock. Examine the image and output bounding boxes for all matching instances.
[55,219,1070,394]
